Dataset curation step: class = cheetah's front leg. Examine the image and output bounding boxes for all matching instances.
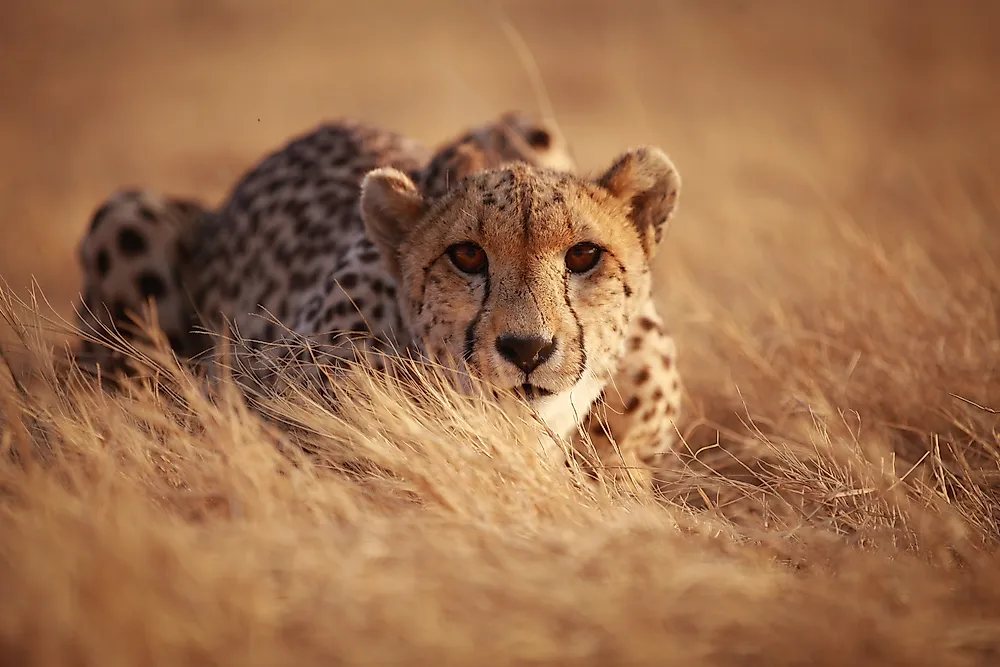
[576,300,682,492]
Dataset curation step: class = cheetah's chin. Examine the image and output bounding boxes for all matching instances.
[515,383,554,401]
[487,383,555,404]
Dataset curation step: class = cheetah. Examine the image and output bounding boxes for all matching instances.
[75,111,683,488]
[76,112,574,373]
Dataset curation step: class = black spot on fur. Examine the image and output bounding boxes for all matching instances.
[167,334,185,352]
[338,273,358,290]
[96,249,111,277]
[284,199,307,218]
[289,271,309,292]
[248,212,262,235]
[233,233,249,257]
[136,271,167,299]
[176,240,192,265]
[525,128,551,149]
[118,227,147,256]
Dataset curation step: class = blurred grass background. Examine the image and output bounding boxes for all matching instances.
[2,0,997,319]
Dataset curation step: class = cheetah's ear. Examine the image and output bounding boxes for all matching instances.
[499,111,554,151]
[597,147,681,258]
[360,168,427,279]
[499,111,577,173]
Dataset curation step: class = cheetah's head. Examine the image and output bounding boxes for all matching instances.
[359,148,680,439]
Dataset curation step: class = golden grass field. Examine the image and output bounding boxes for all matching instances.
[2,1,1000,664]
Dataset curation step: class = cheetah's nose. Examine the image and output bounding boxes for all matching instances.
[495,335,555,374]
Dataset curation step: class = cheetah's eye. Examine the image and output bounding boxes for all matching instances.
[447,242,488,275]
[565,242,603,274]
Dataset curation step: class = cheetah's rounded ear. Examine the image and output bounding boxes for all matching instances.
[597,147,681,257]
[499,111,577,173]
[500,111,554,150]
[360,168,427,279]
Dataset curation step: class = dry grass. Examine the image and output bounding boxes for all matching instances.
[3,2,1000,665]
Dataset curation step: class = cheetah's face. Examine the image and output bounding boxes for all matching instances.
[360,148,680,438]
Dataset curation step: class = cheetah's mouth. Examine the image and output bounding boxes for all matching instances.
[516,383,554,401]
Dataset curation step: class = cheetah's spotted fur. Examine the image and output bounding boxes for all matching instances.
[75,111,683,488]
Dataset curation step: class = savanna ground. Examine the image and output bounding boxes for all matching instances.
[1,1,1000,665]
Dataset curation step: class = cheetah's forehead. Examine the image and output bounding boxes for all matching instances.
[459,166,622,255]
[407,162,644,275]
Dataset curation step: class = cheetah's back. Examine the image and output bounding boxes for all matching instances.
[188,121,430,345]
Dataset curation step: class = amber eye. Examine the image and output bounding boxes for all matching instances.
[447,242,489,274]
[565,242,603,274]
